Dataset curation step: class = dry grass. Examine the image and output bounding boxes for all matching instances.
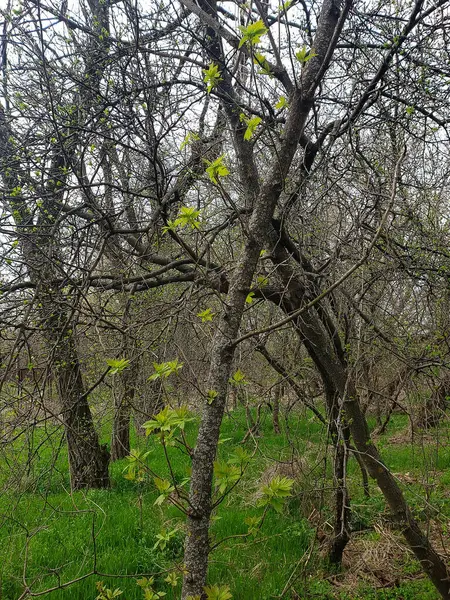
[330,522,450,594]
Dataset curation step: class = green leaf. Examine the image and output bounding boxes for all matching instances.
[165,206,201,232]
[245,291,255,304]
[214,461,241,494]
[253,52,272,76]
[258,476,294,512]
[256,275,269,286]
[275,96,287,110]
[207,389,219,404]
[96,582,123,600]
[295,46,317,64]
[142,405,194,437]
[122,448,151,482]
[164,572,179,587]
[238,20,268,48]
[180,131,200,150]
[154,477,173,493]
[154,478,175,505]
[204,584,233,600]
[137,577,155,588]
[197,308,215,322]
[240,113,262,141]
[148,359,183,381]
[106,357,130,375]
[228,446,252,465]
[153,528,178,551]
[137,576,166,599]
[244,515,262,536]
[205,155,230,184]
[162,219,177,234]
[229,369,248,385]
[203,63,223,93]
[10,186,22,197]
[218,435,232,444]
[278,0,292,11]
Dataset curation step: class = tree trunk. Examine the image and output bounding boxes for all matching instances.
[111,393,132,461]
[228,386,238,411]
[134,379,163,436]
[181,0,353,594]
[110,297,139,461]
[344,388,450,598]
[325,386,351,566]
[271,382,281,434]
[328,435,350,565]
[292,304,450,596]
[268,222,449,593]
[55,331,110,489]
[0,108,110,491]
[256,344,326,425]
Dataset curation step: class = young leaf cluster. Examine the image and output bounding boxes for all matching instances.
[122,448,151,482]
[203,63,222,93]
[238,20,268,47]
[258,476,294,512]
[163,207,201,233]
[106,357,130,375]
[148,359,183,381]
[142,406,194,439]
[205,155,229,185]
[240,113,262,141]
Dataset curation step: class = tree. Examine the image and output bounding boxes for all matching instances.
[2,0,450,596]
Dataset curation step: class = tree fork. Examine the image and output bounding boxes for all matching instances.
[181,0,353,594]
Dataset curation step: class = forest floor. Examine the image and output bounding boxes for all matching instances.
[1,407,450,600]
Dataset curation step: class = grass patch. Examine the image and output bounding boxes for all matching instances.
[0,409,449,599]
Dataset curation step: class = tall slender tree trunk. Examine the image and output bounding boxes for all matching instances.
[271,381,282,434]
[181,0,352,593]
[325,386,350,566]
[182,245,262,598]
[111,360,137,460]
[281,289,450,597]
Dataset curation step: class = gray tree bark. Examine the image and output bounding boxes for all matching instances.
[181,0,352,595]
[269,237,450,595]
[0,101,110,491]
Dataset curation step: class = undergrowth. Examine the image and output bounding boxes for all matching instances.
[0,408,449,599]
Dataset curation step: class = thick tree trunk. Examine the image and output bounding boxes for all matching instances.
[54,331,110,489]
[0,93,110,491]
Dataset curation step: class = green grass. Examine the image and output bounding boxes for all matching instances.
[1,407,449,599]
